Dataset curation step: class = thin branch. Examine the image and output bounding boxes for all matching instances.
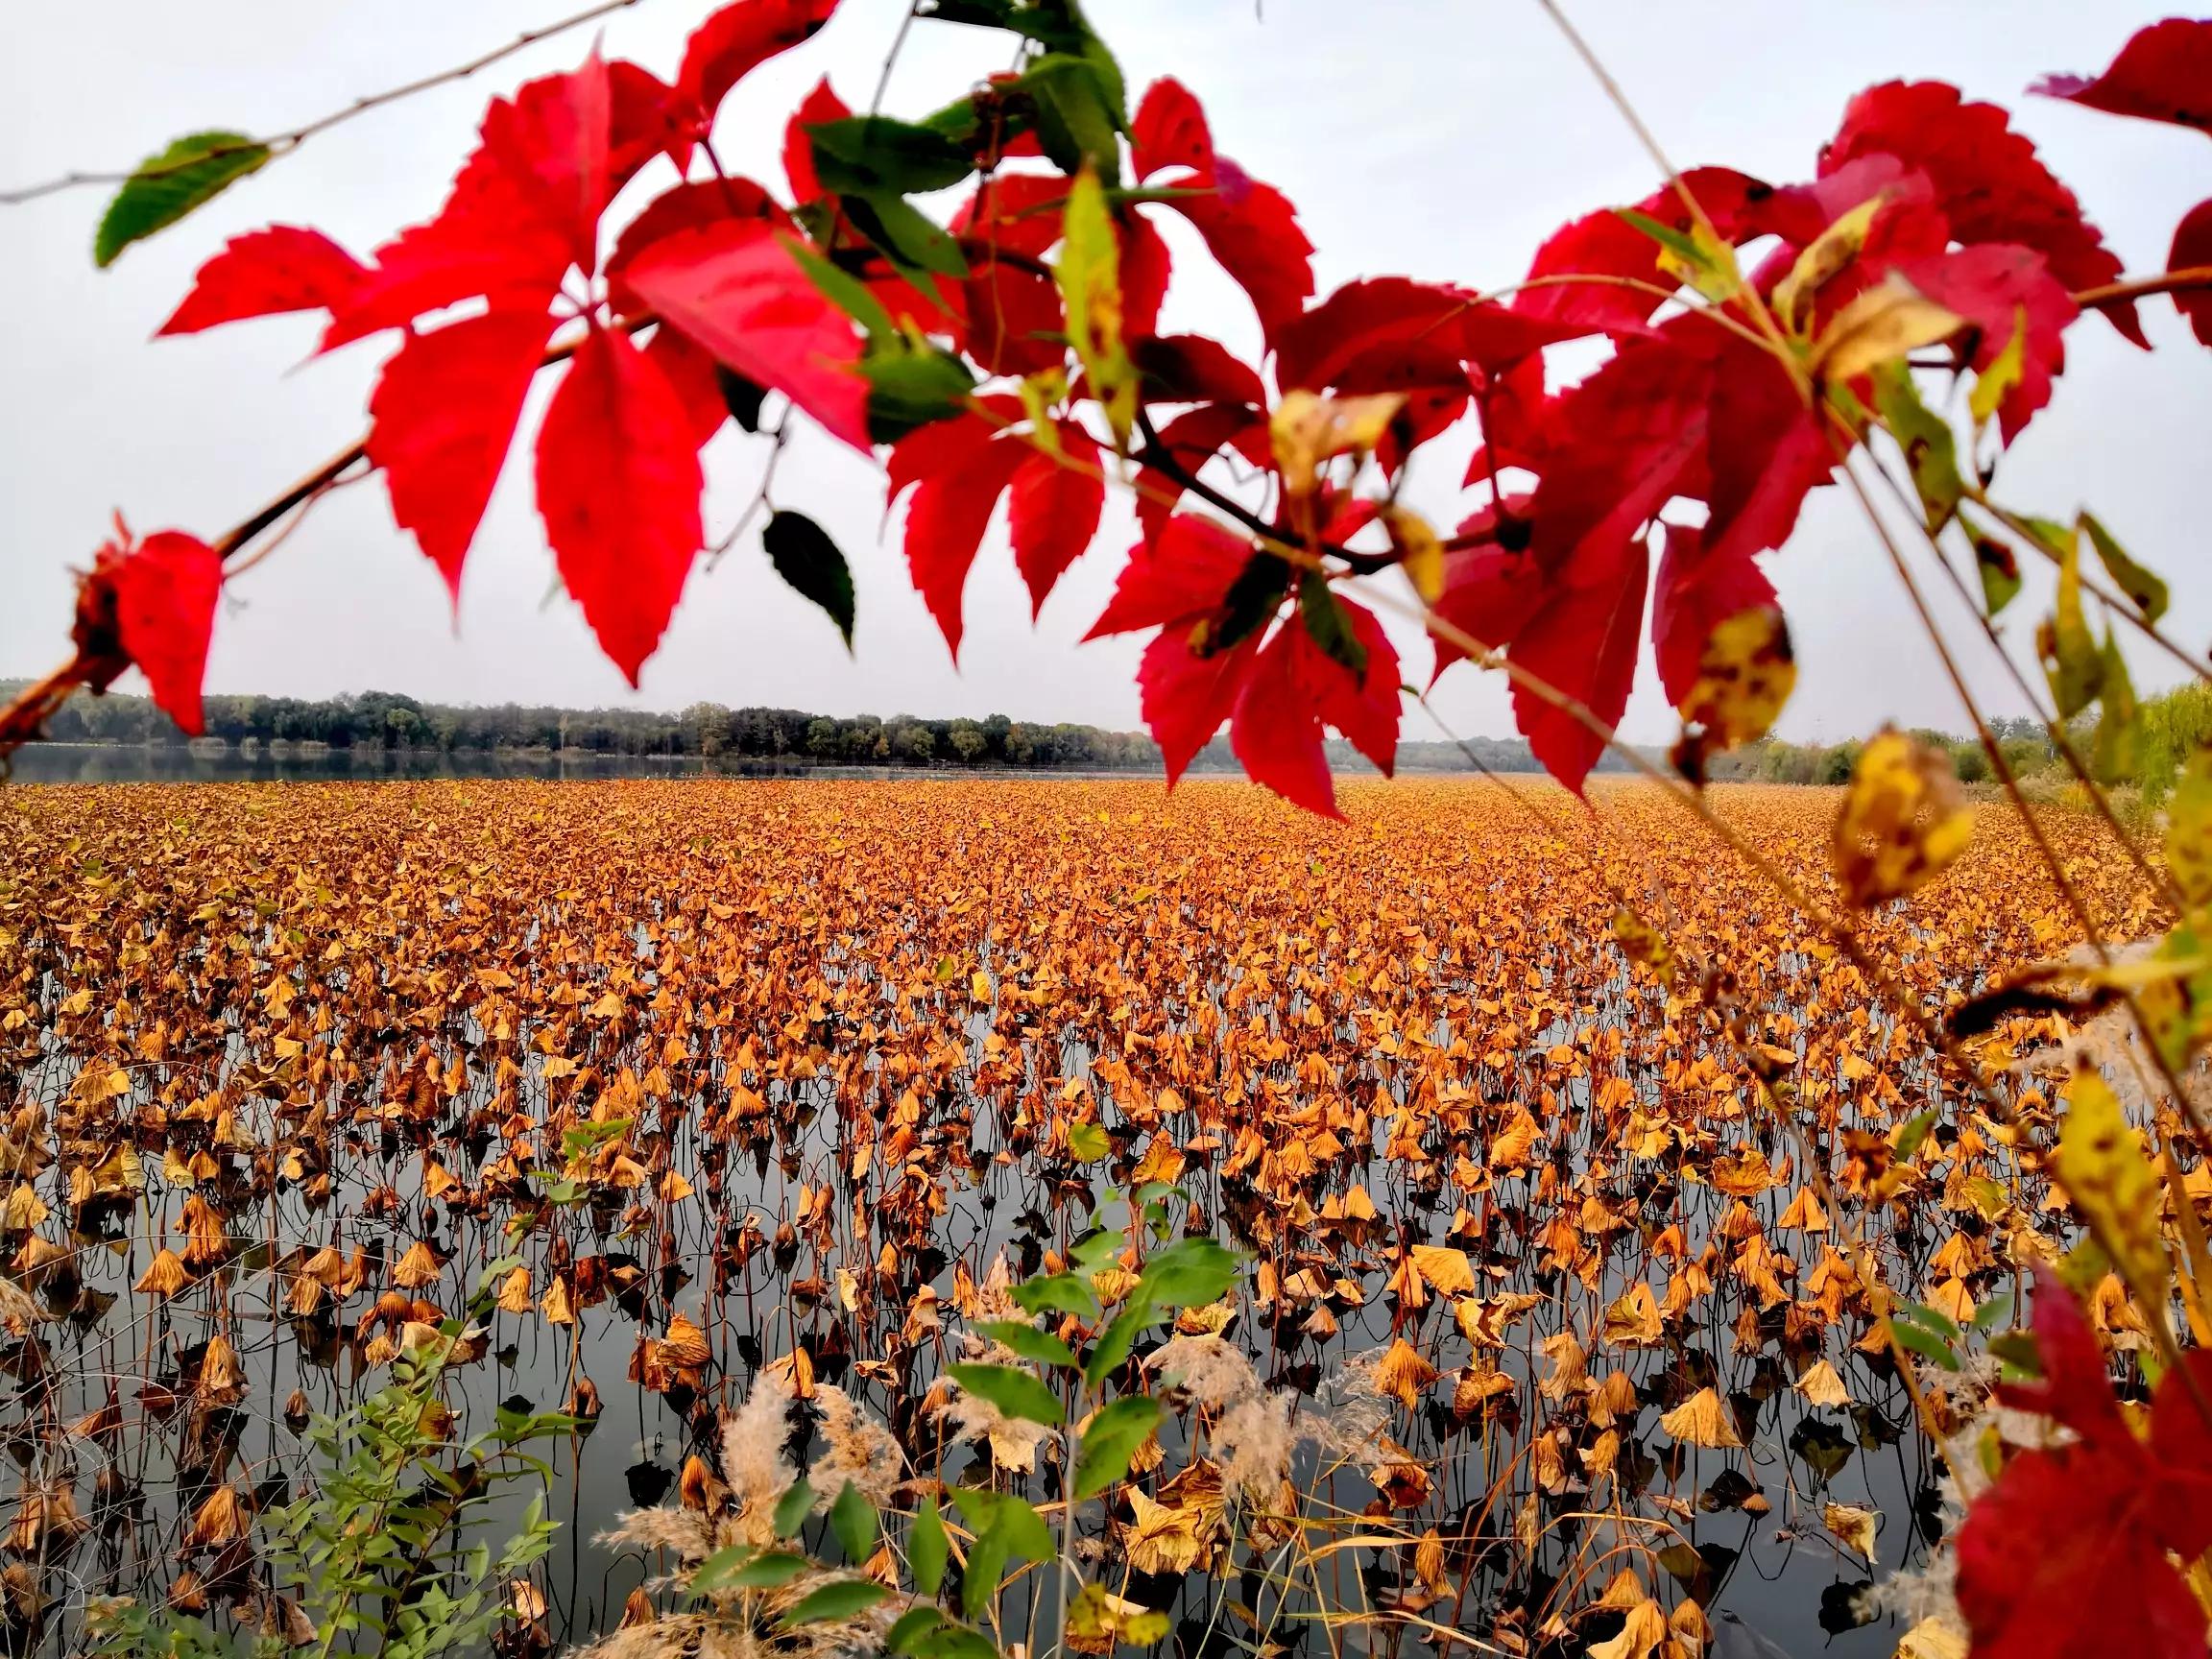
[0,0,653,205]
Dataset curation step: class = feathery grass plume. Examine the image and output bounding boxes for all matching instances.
[810,1384,904,1505]
[1147,1334,1260,1407]
[719,1373,798,1508]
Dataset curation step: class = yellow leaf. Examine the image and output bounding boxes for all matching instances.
[1811,275,1964,384]
[1678,607,1796,751]
[1056,165,1134,449]
[2054,1067,2167,1309]
[1822,1501,1879,1561]
[1383,506,1444,605]
[1831,727,1972,906]
[1121,1489,1202,1575]
[1794,1358,1851,1408]
[1269,390,1405,499]
[2166,747,2212,911]
[1773,196,1885,332]
[1408,1244,1476,1298]
[1969,304,2029,432]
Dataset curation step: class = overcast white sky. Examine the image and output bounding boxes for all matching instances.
[4,1,2207,742]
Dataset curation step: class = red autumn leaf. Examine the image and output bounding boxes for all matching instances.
[1514,167,1778,336]
[1818,80,2141,345]
[1276,277,1577,395]
[1119,206,1173,340]
[1290,594,1399,774]
[1700,330,1835,565]
[108,530,223,735]
[2034,19,2212,137]
[1956,1268,2212,1659]
[1141,627,1260,785]
[1428,502,1544,683]
[1509,535,1650,794]
[534,325,705,686]
[1159,158,1315,344]
[1229,622,1341,818]
[1650,523,1777,708]
[1896,243,2078,443]
[1088,513,1256,640]
[482,50,613,276]
[782,76,850,206]
[2171,197,2212,347]
[677,0,840,126]
[618,219,869,451]
[365,308,557,600]
[157,227,367,337]
[1130,78,1214,180]
[1130,334,1267,407]
[885,403,1012,502]
[964,257,1066,376]
[324,81,592,348]
[1007,425,1104,614]
[1526,338,1712,587]
[609,60,696,182]
[642,326,733,451]
[950,174,1070,263]
[607,179,789,308]
[901,435,1030,660]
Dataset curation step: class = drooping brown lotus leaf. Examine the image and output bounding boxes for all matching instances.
[1121,1488,1203,1575]
[1794,1358,1852,1408]
[183,1484,251,1550]
[133,1247,192,1298]
[1659,1386,1743,1450]
[1373,1337,1440,1409]
[392,1238,444,1288]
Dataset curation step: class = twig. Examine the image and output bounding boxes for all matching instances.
[0,0,654,206]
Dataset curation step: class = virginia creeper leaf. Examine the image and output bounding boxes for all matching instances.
[761,510,855,649]
[157,227,366,336]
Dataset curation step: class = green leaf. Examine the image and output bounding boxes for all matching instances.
[862,342,977,445]
[947,1489,1053,1562]
[2039,519,2105,720]
[908,1494,948,1599]
[1614,205,1740,302]
[2093,629,2140,783]
[1892,1109,1940,1165]
[1073,1396,1161,1499]
[1987,1330,2043,1380]
[696,1549,812,1593]
[1067,1228,1125,1274]
[1009,1271,1101,1320]
[773,1478,815,1540]
[1137,1237,1238,1308]
[889,1607,948,1654]
[95,131,273,267]
[1887,1318,1959,1371]
[841,191,969,281]
[949,1362,1062,1425]
[1068,1121,1111,1163]
[830,1480,878,1565]
[2080,512,2169,623]
[1055,163,1135,448]
[808,117,975,196]
[786,237,896,342]
[1971,534,2022,618]
[1202,553,1293,657]
[1083,1298,1154,1387]
[1870,363,1961,531]
[1017,55,1122,182]
[977,1320,1080,1369]
[782,1580,893,1627]
[762,511,856,651]
[1892,1301,1962,1342]
[1296,572,1368,677]
[961,1528,1009,1622]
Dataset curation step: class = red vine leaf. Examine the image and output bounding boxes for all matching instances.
[2170,197,2212,347]
[534,325,705,686]
[1007,426,1104,615]
[1508,536,1650,794]
[782,77,850,207]
[619,219,869,451]
[677,0,840,127]
[1141,628,1259,786]
[1896,243,2078,443]
[108,530,223,736]
[1818,80,2141,345]
[1158,158,1314,344]
[365,308,557,601]
[1650,523,1777,709]
[1131,78,1215,181]
[2033,20,2212,138]
[1957,1267,2212,1659]
[157,228,367,337]
[901,435,1029,661]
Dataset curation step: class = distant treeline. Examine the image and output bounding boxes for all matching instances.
[1,682,1626,776]
[1702,719,2050,786]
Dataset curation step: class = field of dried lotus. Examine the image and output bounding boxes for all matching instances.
[0,778,2166,1658]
